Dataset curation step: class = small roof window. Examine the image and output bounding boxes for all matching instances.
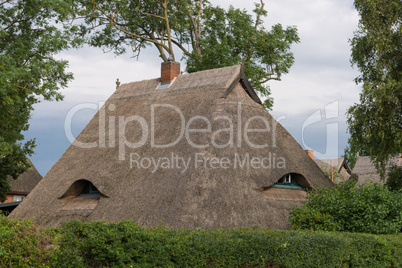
[60,180,107,200]
[271,174,304,190]
[77,181,101,198]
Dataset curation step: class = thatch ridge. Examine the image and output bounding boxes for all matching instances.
[11,65,332,229]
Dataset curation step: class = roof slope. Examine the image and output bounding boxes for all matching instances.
[353,155,401,185]
[7,159,42,194]
[11,65,332,229]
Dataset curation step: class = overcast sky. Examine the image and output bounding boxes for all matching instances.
[24,0,361,176]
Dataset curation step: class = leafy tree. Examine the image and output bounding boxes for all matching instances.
[71,0,299,109]
[289,179,402,234]
[0,0,81,202]
[346,0,402,177]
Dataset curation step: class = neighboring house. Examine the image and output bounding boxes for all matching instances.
[0,159,42,214]
[353,155,402,185]
[11,63,333,229]
[314,157,352,183]
[304,150,352,183]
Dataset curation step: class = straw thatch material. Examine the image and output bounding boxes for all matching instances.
[11,65,333,229]
[314,158,351,183]
[353,155,402,185]
[7,159,42,195]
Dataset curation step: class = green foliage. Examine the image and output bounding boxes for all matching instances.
[0,215,57,267]
[346,0,402,177]
[290,179,402,234]
[386,164,402,191]
[321,166,341,183]
[344,147,365,170]
[55,221,176,267]
[1,215,401,267]
[71,0,299,109]
[0,0,82,202]
[185,5,299,108]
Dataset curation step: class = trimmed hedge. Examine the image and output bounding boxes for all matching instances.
[0,216,401,267]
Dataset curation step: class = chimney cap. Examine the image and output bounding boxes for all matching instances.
[167,55,174,62]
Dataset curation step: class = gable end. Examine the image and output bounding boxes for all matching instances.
[221,64,262,104]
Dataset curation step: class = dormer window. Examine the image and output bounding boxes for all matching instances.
[77,181,101,198]
[272,173,304,190]
[60,179,106,200]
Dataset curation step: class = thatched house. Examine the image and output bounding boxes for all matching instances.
[304,150,352,183]
[314,157,352,183]
[0,159,42,214]
[353,155,402,185]
[11,63,333,229]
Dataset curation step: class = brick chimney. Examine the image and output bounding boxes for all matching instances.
[305,150,314,159]
[161,59,180,83]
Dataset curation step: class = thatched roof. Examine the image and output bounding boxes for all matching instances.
[11,65,333,229]
[314,157,351,183]
[7,159,42,195]
[353,155,401,185]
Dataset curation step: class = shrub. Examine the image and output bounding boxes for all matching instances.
[289,179,402,234]
[54,220,176,267]
[0,215,56,267]
[386,164,402,191]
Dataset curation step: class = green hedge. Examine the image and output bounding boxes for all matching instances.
[0,215,56,267]
[1,216,401,267]
[290,179,402,234]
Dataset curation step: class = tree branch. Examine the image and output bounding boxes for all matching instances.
[162,0,174,60]
[91,0,172,59]
[133,0,174,60]
[197,0,202,38]
[110,25,170,53]
[17,85,32,91]
[252,0,265,38]
[186,0,202,57]
[188,18,200,56]
[243,0,265,63]
[131,39,146,53]
[260,76,281,83]
[170,39,192,58]
[3,17,29,31]
[135,6,165,20]
[149,31,168,61]
[0,0,12,6]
